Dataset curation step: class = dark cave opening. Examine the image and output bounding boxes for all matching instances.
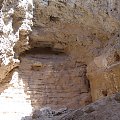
[102,90,108,97]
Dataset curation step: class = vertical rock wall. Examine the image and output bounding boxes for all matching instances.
[0,0,120,111]
[19,48,91,109]
[0,0,33,82]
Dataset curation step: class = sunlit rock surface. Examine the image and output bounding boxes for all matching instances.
[0,0,120,119]
[0,0,33,82]
[0,70,32,120]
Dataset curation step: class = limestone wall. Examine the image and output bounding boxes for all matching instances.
[0,0,120,109]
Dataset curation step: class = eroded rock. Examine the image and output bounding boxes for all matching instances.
[0,0,120,119]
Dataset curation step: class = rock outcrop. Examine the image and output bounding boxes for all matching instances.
[29,0,120,101]
[0,0,33,82]
[0,0,120,118]
[19,47,91,109]
[22,92,120,120]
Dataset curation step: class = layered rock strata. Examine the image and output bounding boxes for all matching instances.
[0,0,120,113]
[19,47,91,109]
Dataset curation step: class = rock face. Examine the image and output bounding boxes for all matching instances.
[0,0,33,82]
[19,47,91,109]
[29,0,120,101]
[59,92,120,120]
[87,55,120,101]
[0,0,120,117]
[22,92,120,120]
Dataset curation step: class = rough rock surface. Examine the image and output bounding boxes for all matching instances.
[19,48,91,109]
[30,0,120,101]
[0,0,33,82]
[0,0,120,119]
[22,92,120,120]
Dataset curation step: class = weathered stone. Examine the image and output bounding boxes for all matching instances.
[18,51,91,109]
[31,62,43,71]
[84,106,95,113]
[53,108,68,116]
[32,110,42,119]
[0,0,120,119]
[114,92,120,103]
